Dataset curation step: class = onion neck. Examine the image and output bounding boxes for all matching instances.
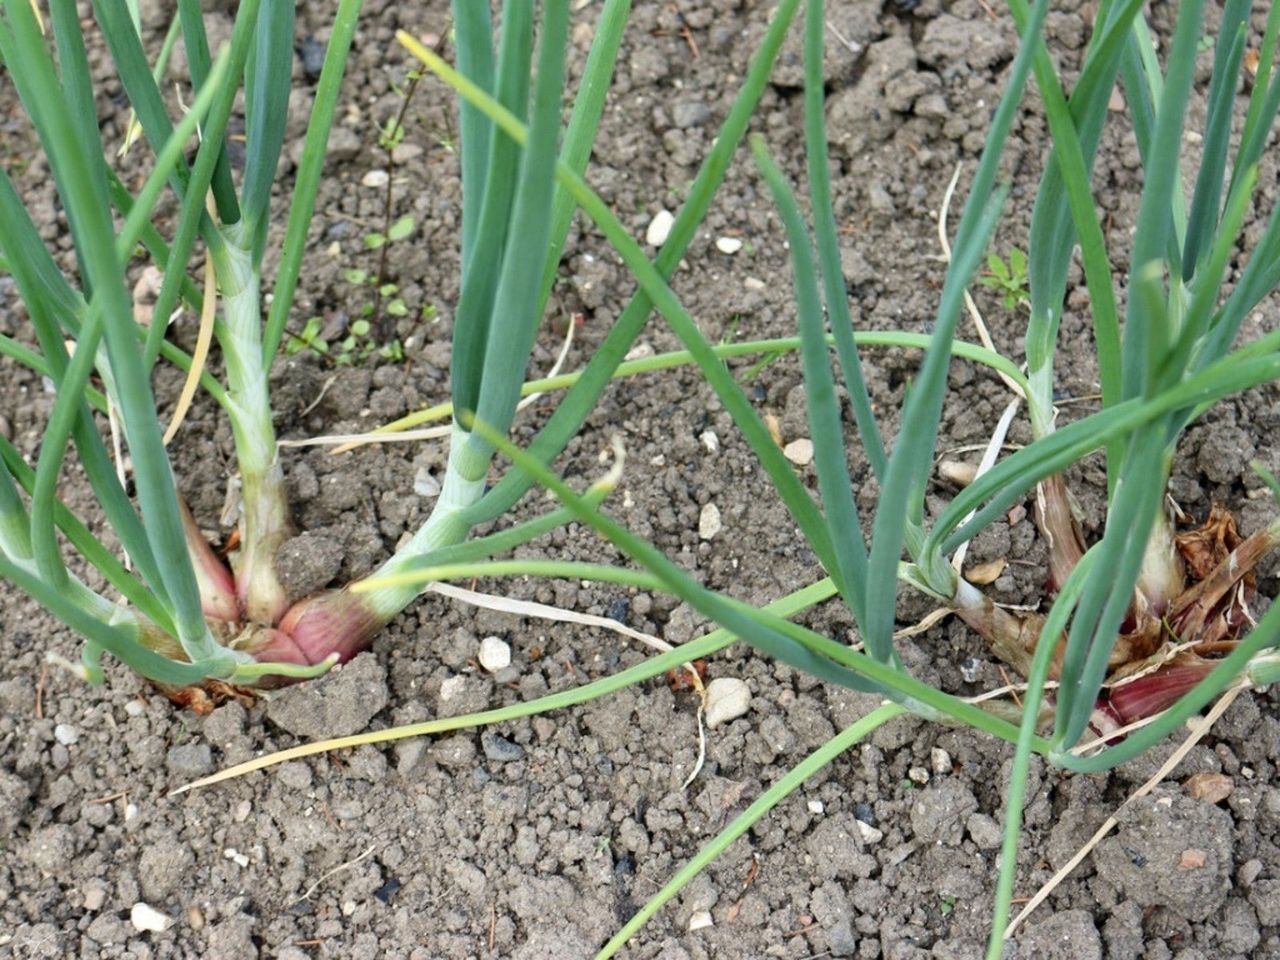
[214,233,293,626]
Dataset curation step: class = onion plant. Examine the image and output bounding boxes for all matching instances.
[119,0,1280,955]
[363,0,1280,955]
[0,0,680,688]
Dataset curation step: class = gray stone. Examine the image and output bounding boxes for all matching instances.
[672,100,711,129]
[266,653,388,739]
[274,532,345,599]
[910,780,979,846]
[0,770,35,835]
[966,812,1003,850]
[1017,909,1102,960]
[481,733,525,763]
[166,743,214,779]
[25,824,78,875]
[829,916,858,957]
[139,835,195,901]
[202,702,247,747]
[1248,878,1280,926]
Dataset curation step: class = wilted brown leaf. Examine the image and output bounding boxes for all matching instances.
[1176,504,1244,582]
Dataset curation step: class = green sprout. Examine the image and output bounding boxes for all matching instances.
[979,247,1030,310]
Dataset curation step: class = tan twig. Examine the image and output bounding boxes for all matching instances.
[289,844,378,906]
[937,163,1025,400]
[35,661,47,719]
[164,254,217,444]
[892,607,952,639]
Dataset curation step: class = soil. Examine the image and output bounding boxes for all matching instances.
[3,1,1280,958]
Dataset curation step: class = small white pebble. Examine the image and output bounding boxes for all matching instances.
[743,276,766,291]
[223,848,249,868]
[908,766,930,785]
[440,675,467,701]
[124,803,139,822]
[234,800,252,823]
[783,438,815,466]
[413,468,441,498]
[698,503,723,540]
[624,341,655,361]
[700,430,720,453]
[645,209,675,246]
[342,901,357,917]
[130,902,172,933]
[931,747,952,776]
[715,236,743,254]
[54,724,79,746]
[938,460,978,487]
[478,636,512,673]
[807,800,825,815]
[361,168,389,188]
[82,887,106,911]
[704,677,751,729]
[855,819,884,844]
[688,910,714,931]
[124,701,146,717]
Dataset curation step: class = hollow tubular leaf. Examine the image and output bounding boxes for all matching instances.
[1017,0,1142,431]
[536,0,632,316]
[0,12,172,609]
[1055,436,1170,746]
[142,0,267,367]
[401,22,847,584]
[0,555,216,687]
[1181,0,1249,279]
[451,0,494,280]
[173,578,843,794]
[366,330,1028,438]
[468,0,568,456]
[358,560,662,594]
[803,0,885,478]
[0,441,175,634]
[176,0,239,219]
[469,418,1046,746]
[751,136,868,625]
[450,0,534,419]
[933,344,1280,555]
[241,0,295,264]
[987,547,1097,959]
[1229,0,1280,203]
[1119,0,1204,401]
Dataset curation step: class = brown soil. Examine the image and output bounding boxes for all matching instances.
[3,1,1280,958]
